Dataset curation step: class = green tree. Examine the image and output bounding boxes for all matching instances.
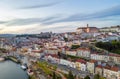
[100,77,106,79]
[52,72,56,79]
[95,41,120,54]
[64,37,68,42]
[71,45,80,49]
[84,75,90,79]
[68,71,74,79]
[93,74,100,79]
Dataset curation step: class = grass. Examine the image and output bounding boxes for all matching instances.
[35,61,62,79]
[29,75,36,79]
[37,61,53,75]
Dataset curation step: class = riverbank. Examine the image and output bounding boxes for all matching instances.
[0,57,5,61]
[5,56,20,63]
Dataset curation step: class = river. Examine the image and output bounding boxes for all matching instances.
[0,60,28,79]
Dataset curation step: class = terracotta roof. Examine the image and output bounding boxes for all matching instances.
[46,54,59,58]
[77,48,90,51]
[32,50,43,53]
[76,59,86,64]
[104,66,119,72]
[109,53,120,57]
[89,60,97,63]
[96,65,103,68]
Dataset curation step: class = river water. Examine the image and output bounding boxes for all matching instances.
[0,60,28,79]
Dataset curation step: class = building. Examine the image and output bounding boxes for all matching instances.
[90,53,109,62]
[75,59,87,71]
[76,24,99,34]
[65,49,77,56]
[87,60,96,74]
[45,48,58,54]
[77,48,91,58]
[103,66,120,79]
[95,65,103,76]
[100,25,120,32]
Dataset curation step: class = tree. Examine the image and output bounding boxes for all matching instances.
[93,74,100,79]
[84,75,90,79]
[58,52,61,58]
[100,77,106,79]
[68,71,74,79]
[95,41,120,54]
[52,72,56,79]
[71,45,80,49]
[64,37,68,42]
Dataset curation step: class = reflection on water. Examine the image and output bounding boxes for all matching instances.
[0,60,28,79]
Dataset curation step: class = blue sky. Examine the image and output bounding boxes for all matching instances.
[0,0,120,34]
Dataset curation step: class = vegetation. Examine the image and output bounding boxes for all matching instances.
[0,48,8,53]
[95,40,120,54]
[5,56,20,63]
[53,72,56,79]
[67,71,74,79]
[93,74,106,79]
[64,37,68,42]
[29,75,36,79]
[66,54,88,61]
[71,45,80,49]
[84,75,90,79]
[93,74,100,79]
[84,74,106,79]
[52,71,61,79]
[16,34,51,39]
[37,61,53,75]
[36,61,62,79]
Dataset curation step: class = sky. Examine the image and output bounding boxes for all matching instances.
[0,0,120,34]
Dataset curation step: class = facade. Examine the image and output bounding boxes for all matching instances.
[103,66,120,79]
[87,60,96,74]
[108,55,120,64]
[46,48,58,54]
[75,59,87,71]
[95,65,103,76]
[66,49,77,56]
[80,63,87,71]
[77,48,91,58]
[60,59,71,66]
[76,24,99,34]
[45,54,60,64]
[100,26,120,32]
[90,53,109,62]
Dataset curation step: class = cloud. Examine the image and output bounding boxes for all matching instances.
[4,15,61,26]
[1,5,120,27]
[0,21,7,24]
[42,5,120,25]
[18,2,60,9]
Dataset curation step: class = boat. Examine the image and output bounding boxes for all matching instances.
[21,63,28,70]
[21,65,27,70]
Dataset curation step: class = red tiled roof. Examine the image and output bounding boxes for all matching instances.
[96,65,102,68]
[32,50,43,53]
[104,66,119,72]
[76,59,86,64]
[77,48,90,51]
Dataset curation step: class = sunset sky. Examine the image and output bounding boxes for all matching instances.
[0,0,120,34]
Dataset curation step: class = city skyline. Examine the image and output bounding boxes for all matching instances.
[0,0,120,34]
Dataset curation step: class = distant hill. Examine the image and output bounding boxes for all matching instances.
[0,34,16,38]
